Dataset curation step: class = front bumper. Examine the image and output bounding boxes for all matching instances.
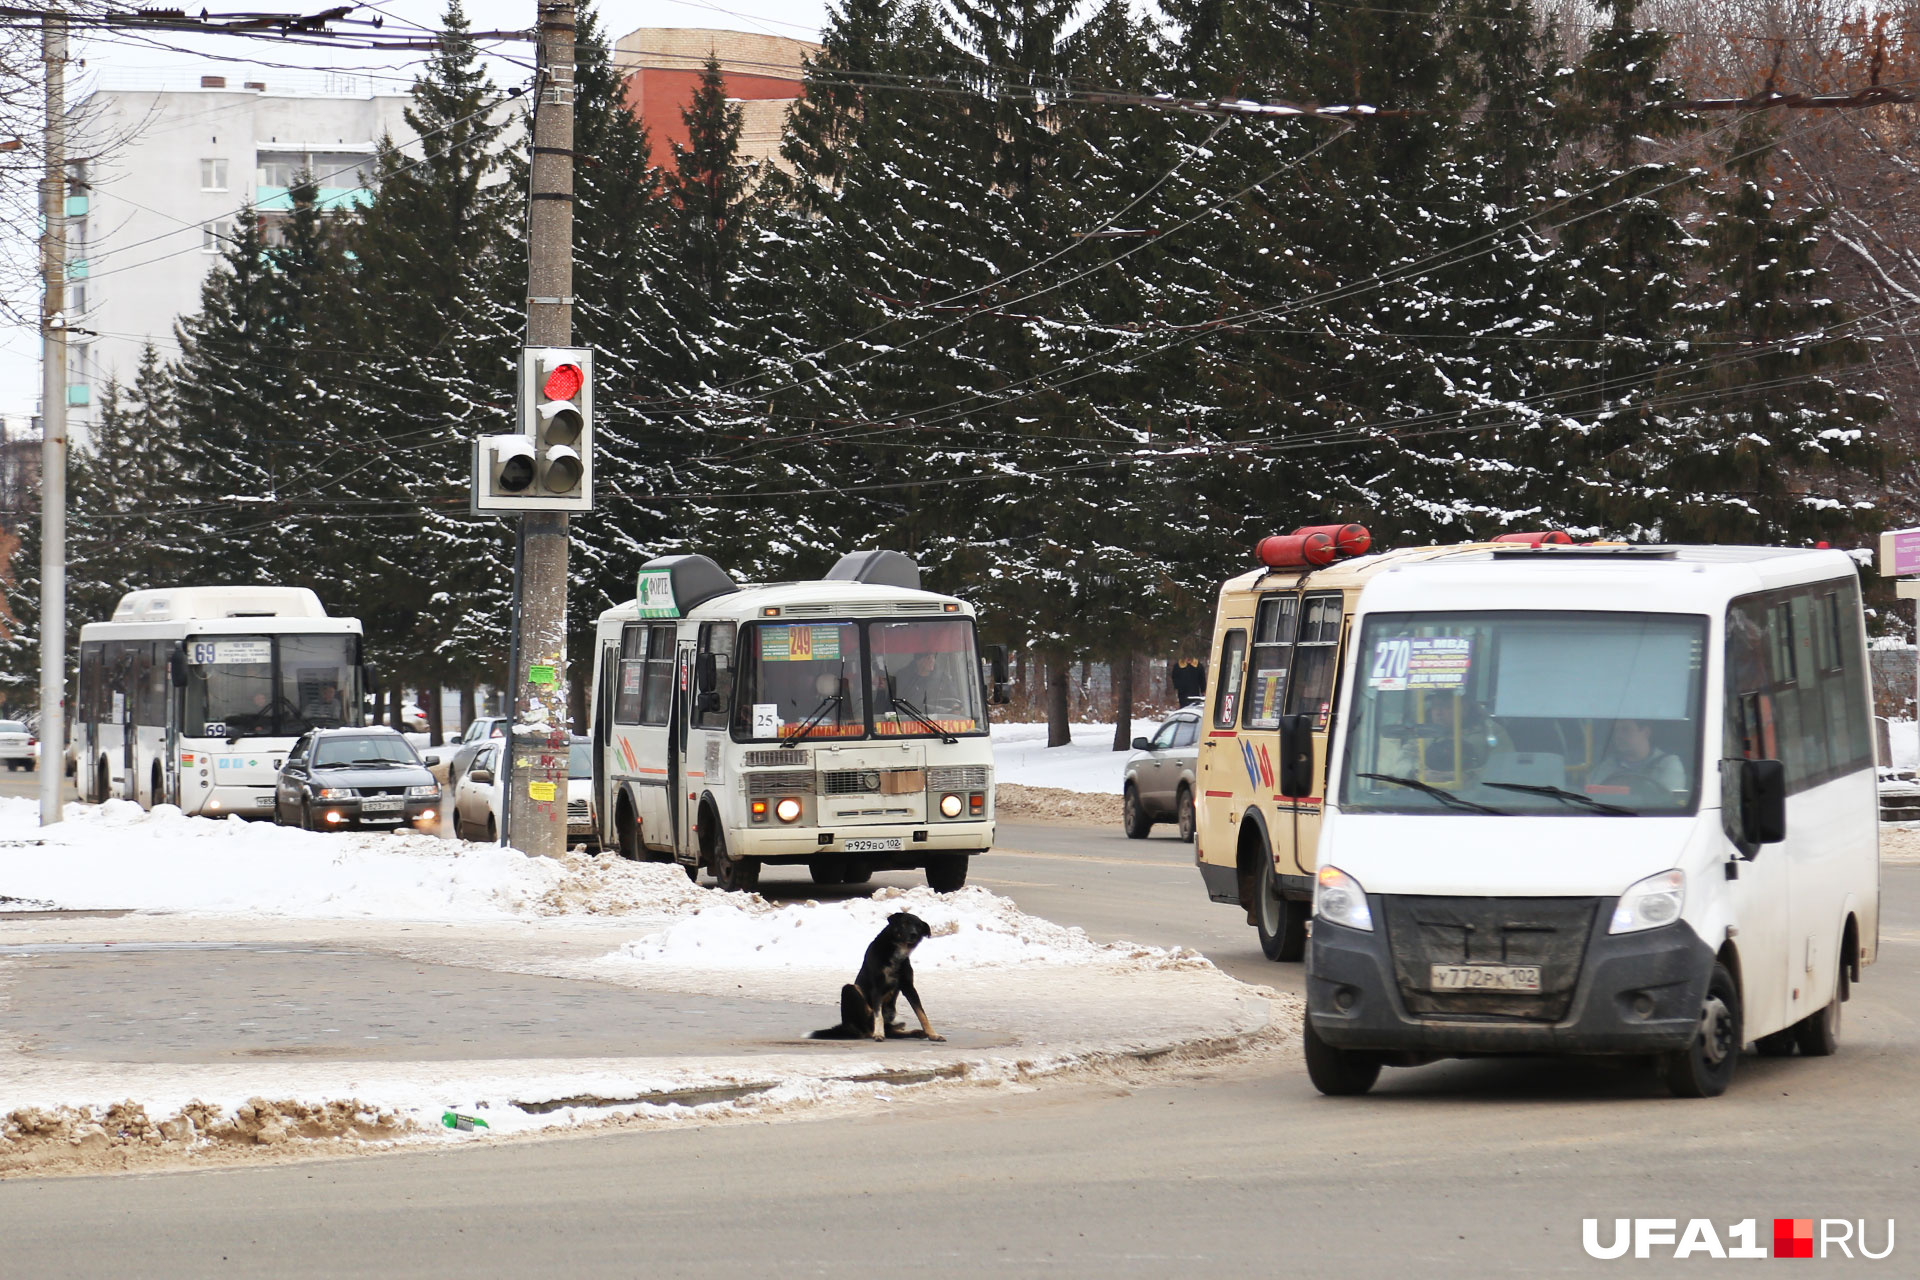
[307,796,442,830]
[1307,905,1715,1057]
[733,820,993,862]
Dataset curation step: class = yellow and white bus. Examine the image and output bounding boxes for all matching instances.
[588,550,1006,892]
[1194,526,1547,959]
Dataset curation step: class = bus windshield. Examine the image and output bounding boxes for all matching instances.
[1338,611,1707,817]
[733,617,985,741]
[185,634,362,739]
[871,618,986,736]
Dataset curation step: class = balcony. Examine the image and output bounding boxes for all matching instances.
[255,185,370,213]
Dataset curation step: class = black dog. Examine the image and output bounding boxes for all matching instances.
[810,912,944,1041]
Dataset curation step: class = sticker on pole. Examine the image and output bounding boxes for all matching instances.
[1369,637,1472,691]
[527,664,557,687]
[636,569,679,618]
[752,703,780,738]
[188,639,272,665]
[528,780,557,802]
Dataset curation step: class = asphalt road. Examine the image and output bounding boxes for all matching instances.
[3,820,1915,1277]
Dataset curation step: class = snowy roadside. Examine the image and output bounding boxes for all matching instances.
[0,798,1280,1175]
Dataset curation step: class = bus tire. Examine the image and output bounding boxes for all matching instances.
[1122,785,1151,839]
[925,854,968,893]
[615,801,643,861]
[1662,962,1741,1098]
[1256,856,1307,962]
[810,856,850,885]
[1303,1014,1381,1096]
[95,759,110,805]
[714,838,759,893]
[1176,787,1196,843]
[152,763,164,809]
[1794,954,1846,1058]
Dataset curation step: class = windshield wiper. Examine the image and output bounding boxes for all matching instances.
[889,694,958,744]
[1356,773,1510,815]
[1483,781,1638,816]
[780,694,843,749]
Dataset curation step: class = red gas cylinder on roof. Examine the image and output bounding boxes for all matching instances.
[1491,530,1573,547]
[1257,531,1338,569]
[1292,523,1372,558]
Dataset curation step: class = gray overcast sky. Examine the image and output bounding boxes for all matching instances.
[2,0,834,420]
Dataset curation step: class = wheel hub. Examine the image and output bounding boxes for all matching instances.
[1698,995,1733,1065]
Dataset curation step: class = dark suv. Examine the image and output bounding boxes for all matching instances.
[274,727,442,832]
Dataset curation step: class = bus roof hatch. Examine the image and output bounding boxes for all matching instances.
[823,549,922,591]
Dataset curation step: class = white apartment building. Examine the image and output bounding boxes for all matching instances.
[65,72,417,431]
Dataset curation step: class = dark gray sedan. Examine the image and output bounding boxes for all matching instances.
[1122,709,1200,840]
[273,727,442,833]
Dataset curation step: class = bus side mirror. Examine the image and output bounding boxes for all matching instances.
[1277,714,1315,798]
[362,663,380,695]
[169,649,188,688]
[1723,758,1786,850]
[985,646,1011,705]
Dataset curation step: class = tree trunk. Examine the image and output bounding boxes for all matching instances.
[425,683,444,746]
[1110,653,1134,752]
[1046,655,1071,748]
[387,684,402,732]
[460,683,477,733]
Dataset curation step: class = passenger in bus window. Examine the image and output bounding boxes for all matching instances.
[1598,718,1686,795]
[303,682,345,726]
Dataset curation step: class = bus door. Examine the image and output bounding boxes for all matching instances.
[1244,592,1299,863]
[685,622,737,860]
[593,635,618,848]
[670,637,696,851]
[614,621,679,852]
[1280,591,1345,877]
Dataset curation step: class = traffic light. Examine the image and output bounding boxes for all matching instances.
[471,346,594,513]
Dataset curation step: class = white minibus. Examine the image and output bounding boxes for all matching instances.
[1304,544,1879,1098]
[588,550,1005,892]
[73,586,370,817]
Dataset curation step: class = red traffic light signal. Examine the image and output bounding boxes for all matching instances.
[542,362,584,402]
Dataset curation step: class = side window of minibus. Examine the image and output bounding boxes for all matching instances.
[1243,596,1297,729]
[1214,631,1248,730]
[695,624,735,730]
[1285,592,1344,726]
[639,625,676,725]
[615,625,646,725]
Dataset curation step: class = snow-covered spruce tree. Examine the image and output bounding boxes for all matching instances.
[335,0,518,700]
[1528,0,1701,537]
[67,345,191,613]
[1650,112,1885,544]
[168,207,283,583]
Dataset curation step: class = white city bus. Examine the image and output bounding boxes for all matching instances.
[1302,543,1881,1098]
[588,551,1005,892]
[73,586,370,817]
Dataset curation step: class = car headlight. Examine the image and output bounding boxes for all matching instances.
[315,787,354,800]
[775,797,802,823]
[939,793,963,818]
[1314,865,1373,932]
[407,784,440,799]
[1610,869,1685,934]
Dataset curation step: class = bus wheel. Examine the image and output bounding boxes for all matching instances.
[95,760,110,804]
[714,840,760,893]
[925,854,968,893]
[616,804,642,861]
[810,856,850,885]
[1663,962,1741,1098]
[1122,786,1151,839]
[151,763,164,808]
[1794,955,1846,1058]
[1176,788,1196,843]
[1303,1014,1381,1096]
[1255,857,1307,962]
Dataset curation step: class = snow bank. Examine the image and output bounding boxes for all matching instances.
[1887,718,1917,772]
[992,721,1151,795]
[610,883,1194,973]
[0,798,703,921]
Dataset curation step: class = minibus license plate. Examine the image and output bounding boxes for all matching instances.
[360,798,404,814]
[844,837,902,853]
[1430,964,1540,992]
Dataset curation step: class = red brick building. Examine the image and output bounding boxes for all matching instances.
[613,28,818,174]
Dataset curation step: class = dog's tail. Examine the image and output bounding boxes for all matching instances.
[808,983,869,1039]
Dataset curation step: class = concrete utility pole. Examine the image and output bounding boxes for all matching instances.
[38,5,67,827]
[504,0,576,857]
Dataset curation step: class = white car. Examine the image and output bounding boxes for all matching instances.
[451,737,596,848]
[0,720,35,771]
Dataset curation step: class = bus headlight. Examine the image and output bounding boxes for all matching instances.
[1610,869,1685,934]
[1315,865,1373,932]
[939,793,963,818]
[775,797,802,823]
